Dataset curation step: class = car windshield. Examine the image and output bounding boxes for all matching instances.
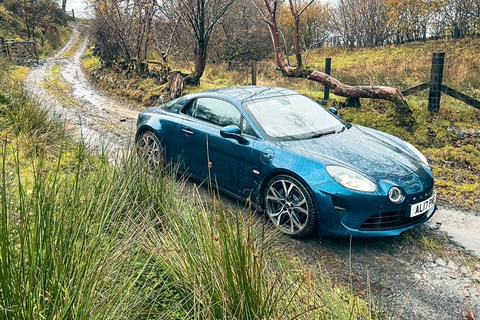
[243,94,343,140]
[161,97,180,109]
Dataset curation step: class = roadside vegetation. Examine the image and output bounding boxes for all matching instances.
[1,56,378,318]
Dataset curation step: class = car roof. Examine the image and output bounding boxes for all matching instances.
[184,86,299,104]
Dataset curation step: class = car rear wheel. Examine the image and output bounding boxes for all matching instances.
[264,175,318,238]
[136,131,163,170]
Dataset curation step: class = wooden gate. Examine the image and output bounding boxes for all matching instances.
[1,38,38,65]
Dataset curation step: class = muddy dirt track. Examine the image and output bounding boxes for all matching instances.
[24,25,479,319]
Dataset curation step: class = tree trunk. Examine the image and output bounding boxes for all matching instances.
[168,72,185,99]
[281,67,414,128]
[62,0,67,11]
[293,17,302,68]
[190,39,207,85]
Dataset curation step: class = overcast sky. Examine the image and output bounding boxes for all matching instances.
[57,0,92,19]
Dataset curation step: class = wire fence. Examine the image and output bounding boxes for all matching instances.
[224,52,480,112]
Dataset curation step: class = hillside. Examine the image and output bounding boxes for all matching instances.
[0,2,70,57]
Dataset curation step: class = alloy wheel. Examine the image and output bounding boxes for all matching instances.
[137,131,163,169]
[265,177,311,236]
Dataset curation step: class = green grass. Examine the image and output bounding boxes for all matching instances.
[1,58,163,319]
[37,25,72,58]
[146,189,377,319]
[43,64,84,109]
[1,57,378,319]
[81,49,164,109]
[62,31,85,59]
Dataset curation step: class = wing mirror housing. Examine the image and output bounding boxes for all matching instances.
[220,125,249,145]
[328,107,341,118]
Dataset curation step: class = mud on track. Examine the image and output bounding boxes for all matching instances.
[24,24,480,320]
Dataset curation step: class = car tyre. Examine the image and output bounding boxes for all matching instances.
[136,131,164,170]
[264,175,318,238]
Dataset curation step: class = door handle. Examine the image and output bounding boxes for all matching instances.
[182,128,193,136]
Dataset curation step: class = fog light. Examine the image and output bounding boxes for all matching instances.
[388,187,405,204]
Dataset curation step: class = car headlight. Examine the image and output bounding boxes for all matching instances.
[326,165,377,192]
[404,141,429,166]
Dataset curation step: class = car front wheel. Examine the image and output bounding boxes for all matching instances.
[136,131,163,170]
[264,175,318,238]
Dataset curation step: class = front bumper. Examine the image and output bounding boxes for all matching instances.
[313,180,436,237]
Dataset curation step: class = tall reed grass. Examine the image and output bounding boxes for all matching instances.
[144,187,375,319]
[0,139,176,319]
[1,142,375,319]
[1,58,376,318]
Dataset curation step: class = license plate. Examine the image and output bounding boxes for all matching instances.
[409,192,436,218]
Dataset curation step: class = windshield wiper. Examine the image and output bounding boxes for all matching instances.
[338,123,352,133]
[307,130,336,139]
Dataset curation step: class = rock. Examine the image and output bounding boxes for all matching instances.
[436,258,447,267]
[431,222,442,230]
[447,261,458,271]
[413,273,423,280]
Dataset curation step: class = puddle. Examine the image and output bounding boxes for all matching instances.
[430,207,480,257]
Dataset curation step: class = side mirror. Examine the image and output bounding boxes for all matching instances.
[220,125,249,145]
[328,107,341,118]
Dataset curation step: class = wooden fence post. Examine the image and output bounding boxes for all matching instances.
[0,37,6,58]
[251,61,257,85]
[323,57,331,101]
[428,52,445,113]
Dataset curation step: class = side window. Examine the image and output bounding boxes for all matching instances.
[183,100,197,117]
[241,118,256,136]
[189,98,242,127]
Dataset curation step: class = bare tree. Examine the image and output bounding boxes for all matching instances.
[252,0,284,69]
[92,0,157,72]
[331,0,389,47]
[254,0,414,129]
[386,0,434,44]
[299,3,332,49]
[175,0,236,85]
[435,0,479,38]
[6,0,59,39]
[287,0,314,69]
[211,0,272,62]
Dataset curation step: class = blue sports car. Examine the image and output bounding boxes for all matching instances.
[136,86,436,238]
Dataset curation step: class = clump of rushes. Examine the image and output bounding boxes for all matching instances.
[0,139,179,319]
[0,58,173,319]
[144,187,376,319]
[0,59,68,158]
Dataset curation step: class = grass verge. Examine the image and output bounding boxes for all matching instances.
[43,64,83,109]
[62,31,86,59]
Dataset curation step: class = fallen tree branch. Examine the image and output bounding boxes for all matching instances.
[279,65,415,130]
[255,0,415,130]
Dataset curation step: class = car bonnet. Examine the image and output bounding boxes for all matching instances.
[277,125,422,179]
